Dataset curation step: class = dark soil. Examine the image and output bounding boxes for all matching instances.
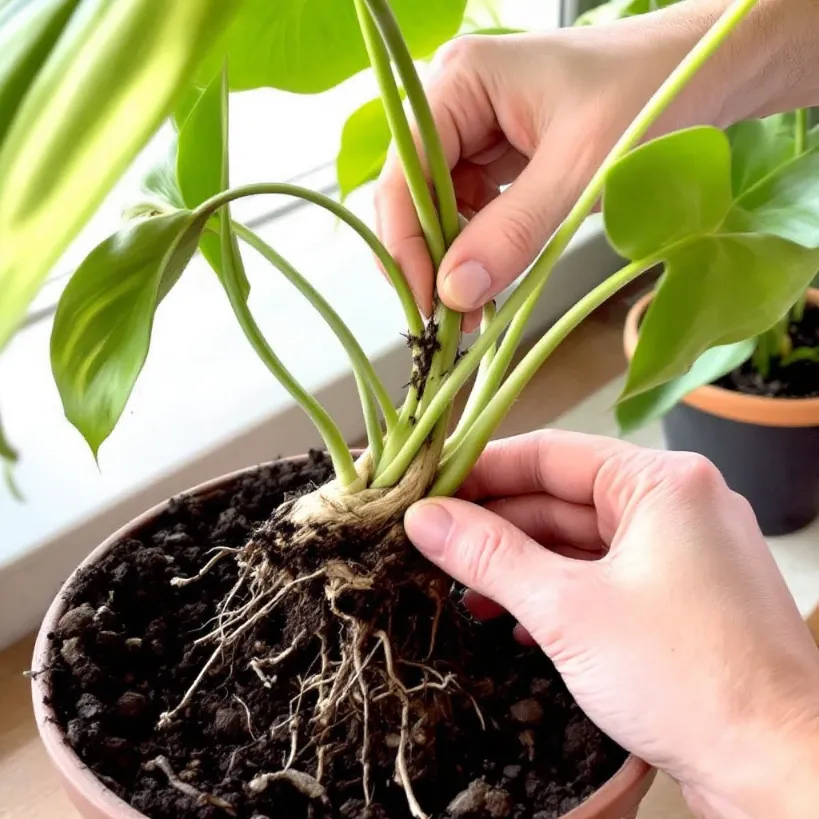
[716,305,819,398]
[41,452,626,819]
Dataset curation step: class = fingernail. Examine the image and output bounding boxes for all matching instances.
[441,261,492,311]
[404,501,453,559]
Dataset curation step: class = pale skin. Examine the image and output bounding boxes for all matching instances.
[373,0,819,816]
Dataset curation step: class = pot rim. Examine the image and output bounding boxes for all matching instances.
[623,288,819,428]
[33,456,655,819]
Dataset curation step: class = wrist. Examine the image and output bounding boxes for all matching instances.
[687,0,819,125]
[683,667,819,819]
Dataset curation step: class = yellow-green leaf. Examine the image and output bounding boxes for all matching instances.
[0,0,236,354]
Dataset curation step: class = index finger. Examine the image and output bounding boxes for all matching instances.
[457,429,638,506]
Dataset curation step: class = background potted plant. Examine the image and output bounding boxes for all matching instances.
[574,0,819,536]
[2,0,816,817]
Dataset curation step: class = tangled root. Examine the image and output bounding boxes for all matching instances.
[160,451,481,818]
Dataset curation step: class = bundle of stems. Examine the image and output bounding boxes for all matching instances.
[212,0,761,505]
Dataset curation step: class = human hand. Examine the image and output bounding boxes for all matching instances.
[405,431,819,819]
[375,0,816,321]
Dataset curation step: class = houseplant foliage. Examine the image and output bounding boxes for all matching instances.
[9,0,819,814]
[577,0,819,435]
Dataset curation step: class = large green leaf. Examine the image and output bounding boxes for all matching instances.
[726,116,794,195]
[50,211,207,455]
[725,151,819,248]
[0,0,81,148]
[201,0,467,94]
[603,126,819,405]
[0,0,235,355]
[616,339,756,433]
[603,127,731,260]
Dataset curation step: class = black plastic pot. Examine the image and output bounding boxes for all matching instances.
[661,403,819,536]
[624,288,819,539]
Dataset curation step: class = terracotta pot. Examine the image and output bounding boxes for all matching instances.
[624,289,819,535]
[33,457,656,819]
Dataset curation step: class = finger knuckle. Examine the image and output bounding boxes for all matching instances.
[469,523,511,592]
[433,35,485,73]
[500,203,542,260]
[665,452,726,497]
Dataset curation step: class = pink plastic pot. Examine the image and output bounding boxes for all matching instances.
[32,458,656,819]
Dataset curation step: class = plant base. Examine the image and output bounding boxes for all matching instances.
[34,454,651,819]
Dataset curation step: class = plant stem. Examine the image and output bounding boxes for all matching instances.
[219,212,359,488]
[444,301,497,455]
[362,0,467,473]
[194,182,423,337]
[353,0,446,265]
[357,372,384,466]
[363,0,460,247]
[234,221,398,434]
[432,258,657,496]
[796,108,809,157]
[372,0,761,489]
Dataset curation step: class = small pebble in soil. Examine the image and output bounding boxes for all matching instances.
[56,604,94,638]
[510,698,544,725]
[115,691,149,720]
[447,779,512,818]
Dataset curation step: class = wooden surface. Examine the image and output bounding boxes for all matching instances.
[0,299,729,819]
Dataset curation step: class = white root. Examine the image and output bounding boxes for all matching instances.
[249,770,329,805]
[158,645,224,727]
[352,629,373,805]
[396,691,429,819]
[233,695,257,740]
[170,548,238,588]
[145,755,236,815]
[375,630,429,819]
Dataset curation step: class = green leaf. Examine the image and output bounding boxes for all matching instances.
[616,338,756,433]
[603,125,819,406]
[726,116,795,195]
[50,211,207,455]
[337,96,397,200]
[622,236,819,400]
[0,0,81,149]
[725,150,819,248]
[174,67,250,300]
[603,127,732,260]
[0,0,236,355]
[201,0,467,94]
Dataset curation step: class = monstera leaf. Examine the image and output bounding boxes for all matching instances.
[201,0,467,94]
[602,126,819,422]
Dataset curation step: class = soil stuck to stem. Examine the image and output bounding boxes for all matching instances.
[43,453,626,819]
[716,305,819,398]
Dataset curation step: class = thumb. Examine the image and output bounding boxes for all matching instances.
[437,145,586,312]
[404,497,578,626]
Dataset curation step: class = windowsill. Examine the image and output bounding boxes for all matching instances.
[0,212,619,650]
